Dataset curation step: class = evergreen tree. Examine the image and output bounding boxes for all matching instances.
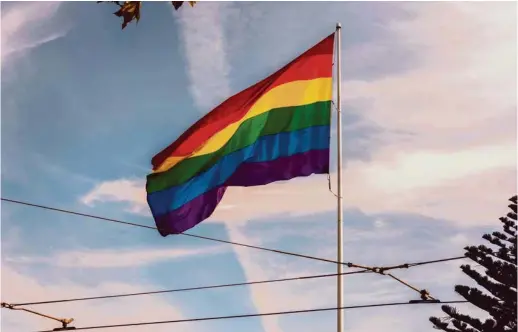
[429,195,517,332]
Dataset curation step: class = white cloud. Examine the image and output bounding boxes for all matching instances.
[175,2,232,111]
[448,233,470,246]
[333,2,516,226]
[222,220,481,332]
[359,143,515,193]
[397,167,516,226]
[341,2,516,152]
[80,178,150,216]
[1,264,190,332]
[79,176,335,225]
[5,245,226,269]
[374,218,386,228]
[209,178,337,224]
[1,2,68,68]
[224,225,282,332]
[344,3,516,134]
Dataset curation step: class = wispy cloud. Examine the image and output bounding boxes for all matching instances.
[5,245,226,269]
[1,2,73,188]
[79,175,337,227]
[344,3,516,135]
[222,211,486,332]
[225,225,282,332]
[80,178,149,216]
[1,264,191,332]
[1,2,68,68]
[359,143,515,193]
[175,2,232,111]
[334,2,517,226]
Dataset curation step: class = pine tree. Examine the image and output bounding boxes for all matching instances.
[429,195,517,332]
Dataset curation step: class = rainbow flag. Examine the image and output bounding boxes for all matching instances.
[146,33,335,236]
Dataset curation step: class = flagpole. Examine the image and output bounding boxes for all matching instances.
[335,23,344,332]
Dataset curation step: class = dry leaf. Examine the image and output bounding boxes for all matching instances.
[99,1,196,30]
[113,1,142,29]
[171,1,183,10]
[172,1,196,10]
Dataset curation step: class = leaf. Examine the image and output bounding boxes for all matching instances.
[171,1,183,10]
[113,1,142,29]
[98,1,123,7]
[99,1,196,31]
[171,1,196,10]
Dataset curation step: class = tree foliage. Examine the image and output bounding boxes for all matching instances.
[98,1,197,30]
[430,195,517,332]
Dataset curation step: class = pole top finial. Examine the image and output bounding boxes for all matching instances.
[336,23,341,29]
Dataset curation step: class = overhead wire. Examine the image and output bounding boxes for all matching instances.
[7,255,467,307]
[1,197,469,303]
[32,300,470,332]
[345,256,468,301]
[1,198,467,269]
[8,270,370,307]
[1,197,356,266]
[0,53,473,329]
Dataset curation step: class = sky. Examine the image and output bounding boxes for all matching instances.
[1,1,516,332]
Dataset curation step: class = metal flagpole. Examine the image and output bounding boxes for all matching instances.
[335,22,344,332]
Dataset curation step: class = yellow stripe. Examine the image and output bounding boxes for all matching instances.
[154,77,333,173]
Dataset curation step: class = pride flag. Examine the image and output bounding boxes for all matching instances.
[146,33,335,236]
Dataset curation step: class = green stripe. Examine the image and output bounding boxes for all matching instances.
[147,101,331,193]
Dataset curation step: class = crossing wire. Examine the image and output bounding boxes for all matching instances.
[9,270,370,307]
[2,197,470,303]
[8,255,467,307]
[1,197,352,266]
[32,300,470,332]
[1,198,467,269]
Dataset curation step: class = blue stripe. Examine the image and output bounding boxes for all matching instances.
[147,125,330,216]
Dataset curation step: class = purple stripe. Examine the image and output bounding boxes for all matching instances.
[154,149,329,236]
[153,187,227,236]
[225,148,329,186]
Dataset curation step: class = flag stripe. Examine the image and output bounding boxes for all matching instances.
[153,148,329,235]
[151,33,334,170]
[153,77,332,173]
[147,101,331,193]
[147,125,330,216]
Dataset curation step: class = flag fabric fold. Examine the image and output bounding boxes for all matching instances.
[147,33,335,236]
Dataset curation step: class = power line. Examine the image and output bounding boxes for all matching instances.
[1,197,469,304]
[32,300,469,332]
[347,256,468,302]
[1,198,468,270]
[2,198,471,330]
[8,255,467,307]
[347,255,466,273]
[0,197,352,266]
[9,270,370,307]
[407,256,468,268]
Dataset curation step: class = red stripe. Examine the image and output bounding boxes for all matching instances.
[152,33,335,170]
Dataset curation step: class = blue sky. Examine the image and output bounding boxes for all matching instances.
[1,1,516,332]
